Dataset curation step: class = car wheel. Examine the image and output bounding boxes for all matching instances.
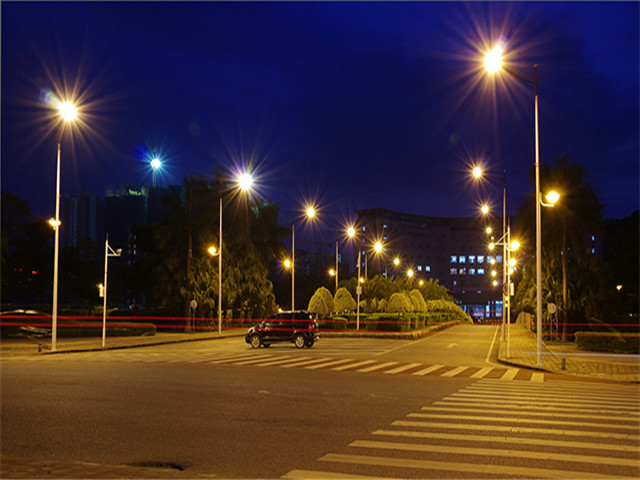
[250,334,262,349]
[304,338,314,348]
[293,333,305,349]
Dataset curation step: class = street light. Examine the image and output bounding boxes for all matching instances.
[214,170,255,335]
[483,45,550,367]
[101,236,122,348]
[347,226,363,330]
[475,166,508,340]
[291,206,316,311]
[51,99,78,352]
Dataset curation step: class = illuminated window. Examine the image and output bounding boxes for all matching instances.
[451,255,457,263]
[496,255,503,263]
[417,265,423,272]
[459,256,466,263]
[459,268,467,275]
[478,268,485,275]
[450,268,457,275]
[478,255,485,264]
[469,255,475,264]
[469,268,476,275]
[425,266,431,272]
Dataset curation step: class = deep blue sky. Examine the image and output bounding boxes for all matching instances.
[2,1,638,230]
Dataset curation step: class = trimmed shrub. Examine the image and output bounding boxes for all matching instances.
[387,293,412,314]
[575,332,640,354]
[409,289,428,313]
[308,287,334,315]
[318,316,347,330]
[334,287,356,313]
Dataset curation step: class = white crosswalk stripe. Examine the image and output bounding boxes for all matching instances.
[5,351,563,381]
[283,378,640,479]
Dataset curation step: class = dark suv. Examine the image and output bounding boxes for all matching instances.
[245,310,319,349]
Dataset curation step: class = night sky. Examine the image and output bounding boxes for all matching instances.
[2,1,638,233]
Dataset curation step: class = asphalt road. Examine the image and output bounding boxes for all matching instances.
[2,325,638,479]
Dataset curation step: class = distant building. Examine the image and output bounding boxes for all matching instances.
[61,191,104,247]
[355,208,504,321]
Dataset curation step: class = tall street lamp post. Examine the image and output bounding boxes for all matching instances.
[484,47,548,366]
[291,207,315,311]
[212,171,254,335]
[347,227,362,330]
[474,167,508,340]
[50,101,78,352]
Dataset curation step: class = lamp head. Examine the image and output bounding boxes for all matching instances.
[58,101,78,122]
[237,171,254,191]
[545,190,560,205]
[484,46,504,74]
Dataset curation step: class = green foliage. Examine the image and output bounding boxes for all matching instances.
[308,286,334,315]
[425,300,473,323]
[378,298,387,313]
[387,292,412,314]
[575,332,640,354]
[417,278,453,301]
[334,287,356,313]
[1,192,57,305]
[409,289,428,313]
[128,172,282,318]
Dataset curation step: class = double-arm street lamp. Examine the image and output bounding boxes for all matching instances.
[474,166,508,339]
[291,206,316,311]
[50,100,78,352]
[484,45,561,366]
[484,210,520,357]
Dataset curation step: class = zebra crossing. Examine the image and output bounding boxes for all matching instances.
[15,349,551,381]
[283,378,640,479]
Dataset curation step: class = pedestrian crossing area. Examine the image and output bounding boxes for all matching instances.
[283,378,640,479]
[12,350,551,381]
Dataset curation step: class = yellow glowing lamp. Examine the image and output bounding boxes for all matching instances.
[473,167,483,178]
[484,46,504,74]
[347,227,356,238]
[58,101,78,122]
[545,190,560,205]
[237,172,254,191]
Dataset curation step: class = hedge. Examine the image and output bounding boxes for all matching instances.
[575,332,640,354]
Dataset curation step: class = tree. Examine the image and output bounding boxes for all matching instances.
[409,289,428,312]
[308,286,333,315]
[418,278,453,301]
[387,292,412,314]
[1,192,53,305]
[516,153,604,340]
[334,287,356,313]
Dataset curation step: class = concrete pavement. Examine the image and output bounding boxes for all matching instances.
[496,322,640,383]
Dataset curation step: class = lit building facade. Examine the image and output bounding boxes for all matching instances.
[355,208,503,321]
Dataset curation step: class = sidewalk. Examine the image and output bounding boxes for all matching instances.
[497,323,640,383]
[0,330,242,356]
